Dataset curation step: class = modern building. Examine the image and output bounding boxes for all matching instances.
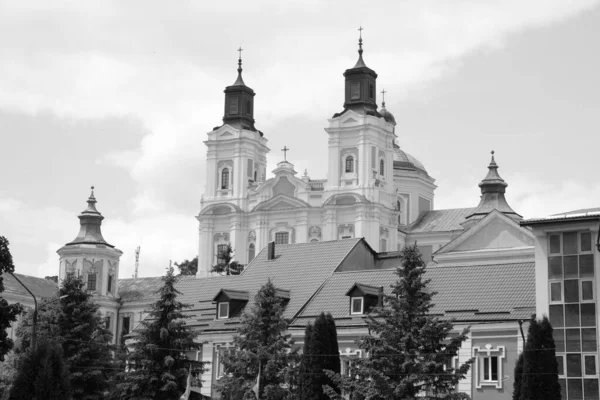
[521,208,600,399]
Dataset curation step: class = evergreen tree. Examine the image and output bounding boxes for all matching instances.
[299,313,341,400]
[211,244,244,276]
[512,352,524,400]
[175,257,198,276]
[325,244,472,400]
[109,265,204,400]
[519,315,561,400]
[218,279,298,400]
[0,236,23,361]
[8,340,71,400]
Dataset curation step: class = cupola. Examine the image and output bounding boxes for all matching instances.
[342,28,378,114]
[378,89,396,126]
[465,151,521,222]
[222,48,257,132]
[65,186,114,248]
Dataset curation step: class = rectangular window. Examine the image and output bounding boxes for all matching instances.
[550,282,562,302]
[564,232,578,254]
[550,234,561,254]
[483,356,499,381]
[218,302,229,319]
[581,232,592,252]
[217,244,228,264]
[87,273,97,291]
[581,280,594,301]
[584,355,597,376]
[107,274,113,293]
[351,297,363,315]
[557,355,565,376]
[122,316,130,336]
[105,315,111,330]
[371,146,376,169]
[350,82,360,99]
[229,97,238,114]
[369,83,374,99]
[275,232,289,245]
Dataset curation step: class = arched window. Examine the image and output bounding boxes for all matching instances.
[345,156,354,173]
[379,159,385,176]
[248,243,255,262]
[221,168,230,189]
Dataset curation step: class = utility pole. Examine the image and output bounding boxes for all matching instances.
[134,246,140,279]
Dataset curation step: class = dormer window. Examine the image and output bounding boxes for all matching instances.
[351,297,363,315]
[345,283,383,315]
[218,302,229,319]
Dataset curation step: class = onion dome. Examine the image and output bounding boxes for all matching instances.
[393,144,427,174]
[65,187,114,248]
[222,48,257,132]
[379,101,396,126]
[465,151,521,221]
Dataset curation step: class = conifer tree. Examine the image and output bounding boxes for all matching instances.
[519,315,561,400]
[218,279,298,400]
[298,323,317,399]
[109,265,204,400]
[325,244,472,400]
[0,236,23,361]
[8,340,71,400]
[512,352,524,400]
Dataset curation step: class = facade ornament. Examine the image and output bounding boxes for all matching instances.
[309,226,322,239]
[248,230,256,241]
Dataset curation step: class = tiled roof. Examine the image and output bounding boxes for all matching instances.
[406,208,476,233]
[118,275,195,302]
[522,207,600,225]
[174,239,363,331]
[2,273,58,299]
[294,262,535,326]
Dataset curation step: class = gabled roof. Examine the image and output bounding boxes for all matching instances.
[174,238,364,331]
[406,208,476,234]
[2,273,58,299]
[212,289,249,302]
[345,282,382,297]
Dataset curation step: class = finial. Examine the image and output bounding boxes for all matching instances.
[237,46,243,74]
[358,26,364,56]
[489,150,497,167]
[281,146,290,161]
[381,88,386,107]
[88,186,96,202]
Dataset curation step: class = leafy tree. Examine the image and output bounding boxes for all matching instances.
[109,265,204,400]
[0,236,23,361]
[211,244,244,276]
[175,257,198,276]
[8,340,71,400]
[512,352,524,400]
[519,315,561,400]
[325,244,472,400]
[218,279,299,400]
[299,313,341,400]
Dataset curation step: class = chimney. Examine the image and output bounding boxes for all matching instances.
[267,241,275,260]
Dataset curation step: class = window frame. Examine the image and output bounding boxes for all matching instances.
[482,355,499,382]
[473,345,506,389]
[581,279,595,302]
[217,302,229,319]
[87,273,97,291]
[350,81,360,100]
[350,296,364,315]
[275,232,289,245]
[345,155,355,173]
[379,158,385,176]
[221,168,230,190]
[583,354,598,377]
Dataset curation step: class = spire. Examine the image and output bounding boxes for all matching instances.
[341,27,378,115]
[465,151,521,222]
[353,26,367,68]
[232,46,246,86]
[65,187,114,248]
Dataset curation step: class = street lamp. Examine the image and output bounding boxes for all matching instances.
[8,272,67,350]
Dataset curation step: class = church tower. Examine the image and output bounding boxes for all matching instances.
[198,51,270,277]
[57,187,122,342]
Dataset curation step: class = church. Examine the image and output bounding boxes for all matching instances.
[4,33,598,400]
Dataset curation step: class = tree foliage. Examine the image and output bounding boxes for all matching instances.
[325,244,472,400]
[298,313,341,399]
[8,340,71,400]
[512,352,524,400]
[109,266,204,400]
[519,315,561,400]
[0,236,23,361]
[218,279,299,400]
[175,257,198,276]
[211,244,244,276]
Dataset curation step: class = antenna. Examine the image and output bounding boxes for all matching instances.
[134,246,140,279]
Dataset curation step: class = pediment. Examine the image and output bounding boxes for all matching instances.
[219,131,234,137]
[252,193,310,212]
[342,117,358,124]
[437,210,534,255]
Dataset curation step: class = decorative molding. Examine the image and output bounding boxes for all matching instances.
[248,230,256,242]
[473,344,506,389]
[309,226,322,239]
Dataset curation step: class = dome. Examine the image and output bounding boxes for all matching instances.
[393,147,427,174]
[379,104,396,126]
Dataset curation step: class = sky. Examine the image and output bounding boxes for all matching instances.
[1,0,599,279]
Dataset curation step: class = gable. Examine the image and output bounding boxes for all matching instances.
[342,117,358,124]
[448,215,534,253]
[272,176,295,197]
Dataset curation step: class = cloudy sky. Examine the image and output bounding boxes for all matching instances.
[1,0,599,279]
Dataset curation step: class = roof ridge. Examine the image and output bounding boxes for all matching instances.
[427,262,534,269]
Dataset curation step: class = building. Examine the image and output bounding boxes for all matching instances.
[521,208,600,399]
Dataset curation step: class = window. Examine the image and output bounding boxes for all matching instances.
[345,156,354,173]
[87,273,97,291]
[350,82,360,99]
[221,168,230,190]
[218,302,229,319]
[275,232,289,245]
[474,345,505,388]
[246,99,252,115]
[351,297,363,315]
[248,243,255,262]
[216,244,228,264]
[122,316,130,336]
[229,97,238,114]
[107,274,113,293]
[253,170,257,181]
[369,83,374,99]
[379,159,384,176]
[104,315,111,330]
[483,356,499,382]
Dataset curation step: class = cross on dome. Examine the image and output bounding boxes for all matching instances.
[281,146,290,161]
[381,88,386,106]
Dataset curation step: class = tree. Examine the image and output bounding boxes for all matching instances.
[519,315,561,400]
[109,265,204,400]
[211,244,244,276]
[0,236,23,361]
[298,313,341,400]
[512,352,524,400]
[175,257,198,276]
[325,244,472,400]
[218,279,298,400]
[8,340,71,400]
